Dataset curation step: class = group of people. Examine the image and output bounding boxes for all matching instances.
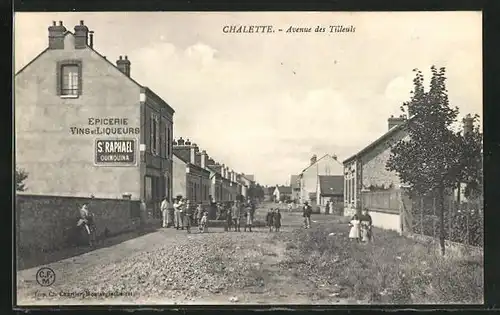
[223,199,256,232]
[348,208,373,242]
[159,195,257,234]
[266,208,282,232]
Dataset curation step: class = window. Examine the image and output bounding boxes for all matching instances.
[57,60,82,97]
[166,126,171,157]
[150,113,160,155]
[351,172,355,203]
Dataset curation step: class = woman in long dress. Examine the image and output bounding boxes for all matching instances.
[348,214,361,243]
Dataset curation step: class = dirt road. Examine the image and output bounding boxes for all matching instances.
[17,206,356,305]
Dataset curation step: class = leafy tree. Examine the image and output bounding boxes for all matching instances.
[456,115,483,201]
[386,66,461,255]
[16,168,28,192]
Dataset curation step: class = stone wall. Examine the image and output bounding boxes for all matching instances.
[360,131,409,190]
[16,194,140,255]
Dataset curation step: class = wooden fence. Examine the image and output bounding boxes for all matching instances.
[361,190,401,214]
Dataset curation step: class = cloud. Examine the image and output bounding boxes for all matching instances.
[14,12,483,185]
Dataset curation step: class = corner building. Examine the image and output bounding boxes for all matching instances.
[15,20,175,213]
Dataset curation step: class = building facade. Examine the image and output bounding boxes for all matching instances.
[15,21,174,214]
[290,175,300,201]
[316,175,344,214]
[342,115,409,231]
[298,154,343,206]
[273,186,292,202]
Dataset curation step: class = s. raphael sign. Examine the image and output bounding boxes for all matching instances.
[94,139,137,166]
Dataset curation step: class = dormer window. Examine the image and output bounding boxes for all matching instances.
[57,60,82,98]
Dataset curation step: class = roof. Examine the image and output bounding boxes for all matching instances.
[318,175,344,196]
[173,152,209,175]
[243,174,255,181]
[343,119,411,164]
[290,175,300,189]
[300,154,343,175]
[15,31,175,115]
[275,186,292,194]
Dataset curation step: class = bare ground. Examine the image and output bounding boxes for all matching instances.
[17,208,357,305]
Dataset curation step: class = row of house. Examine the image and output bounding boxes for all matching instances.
[172,136,255,207]
[14,20,255,221]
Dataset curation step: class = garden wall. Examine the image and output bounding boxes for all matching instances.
[16,193,141,255]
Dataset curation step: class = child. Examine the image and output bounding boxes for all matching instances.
[349,214,361,242]
[195,202,203,226]
[199,211,208,233]
[273,208,282,232]
[266,208,274,232]
[225,205,233,232]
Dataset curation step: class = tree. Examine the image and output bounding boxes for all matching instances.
[386,66,461,256]
[16,168,28,192]
[456,115,483,201]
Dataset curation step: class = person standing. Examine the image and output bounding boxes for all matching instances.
[160,196,170,228]
[225,203,233,232]
[243,202,252,232]
[232,201,241,232]
[195,202,203,226]
[199,211,208,233]
[360,208,373,242]
[173,195,183,230]
[139,199,148,229]
[184,199,192,233]
[303,201,312,229]
[325,201,330,215]
[266,208,274,232]
[273,208,282,232]
[349,214,361,243]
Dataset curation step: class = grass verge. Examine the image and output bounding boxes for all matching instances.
[280,219,483,304]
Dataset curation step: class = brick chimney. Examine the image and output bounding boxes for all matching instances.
[88,30,94,48]
[463,114,474,136]
[116,56,131,77]
[388,114,406,130]
[190,144,197,164]
[201,150,207,168]
[310,154,317,165]
[74,20,89,49]
[48,21,66,49]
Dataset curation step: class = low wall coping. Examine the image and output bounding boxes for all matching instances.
[16,193,138,202]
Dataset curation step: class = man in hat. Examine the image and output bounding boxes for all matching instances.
[303,201,312,229]
[173,195,184,230]
[160,196,170,228]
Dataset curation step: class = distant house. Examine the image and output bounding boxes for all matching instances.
[273,185,292,202]
[290,175,300,201]
[298,154,343,206]
[316,175,344,214]
[264,186,275,201]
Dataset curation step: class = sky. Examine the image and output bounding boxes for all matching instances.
[14,12,482,186]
